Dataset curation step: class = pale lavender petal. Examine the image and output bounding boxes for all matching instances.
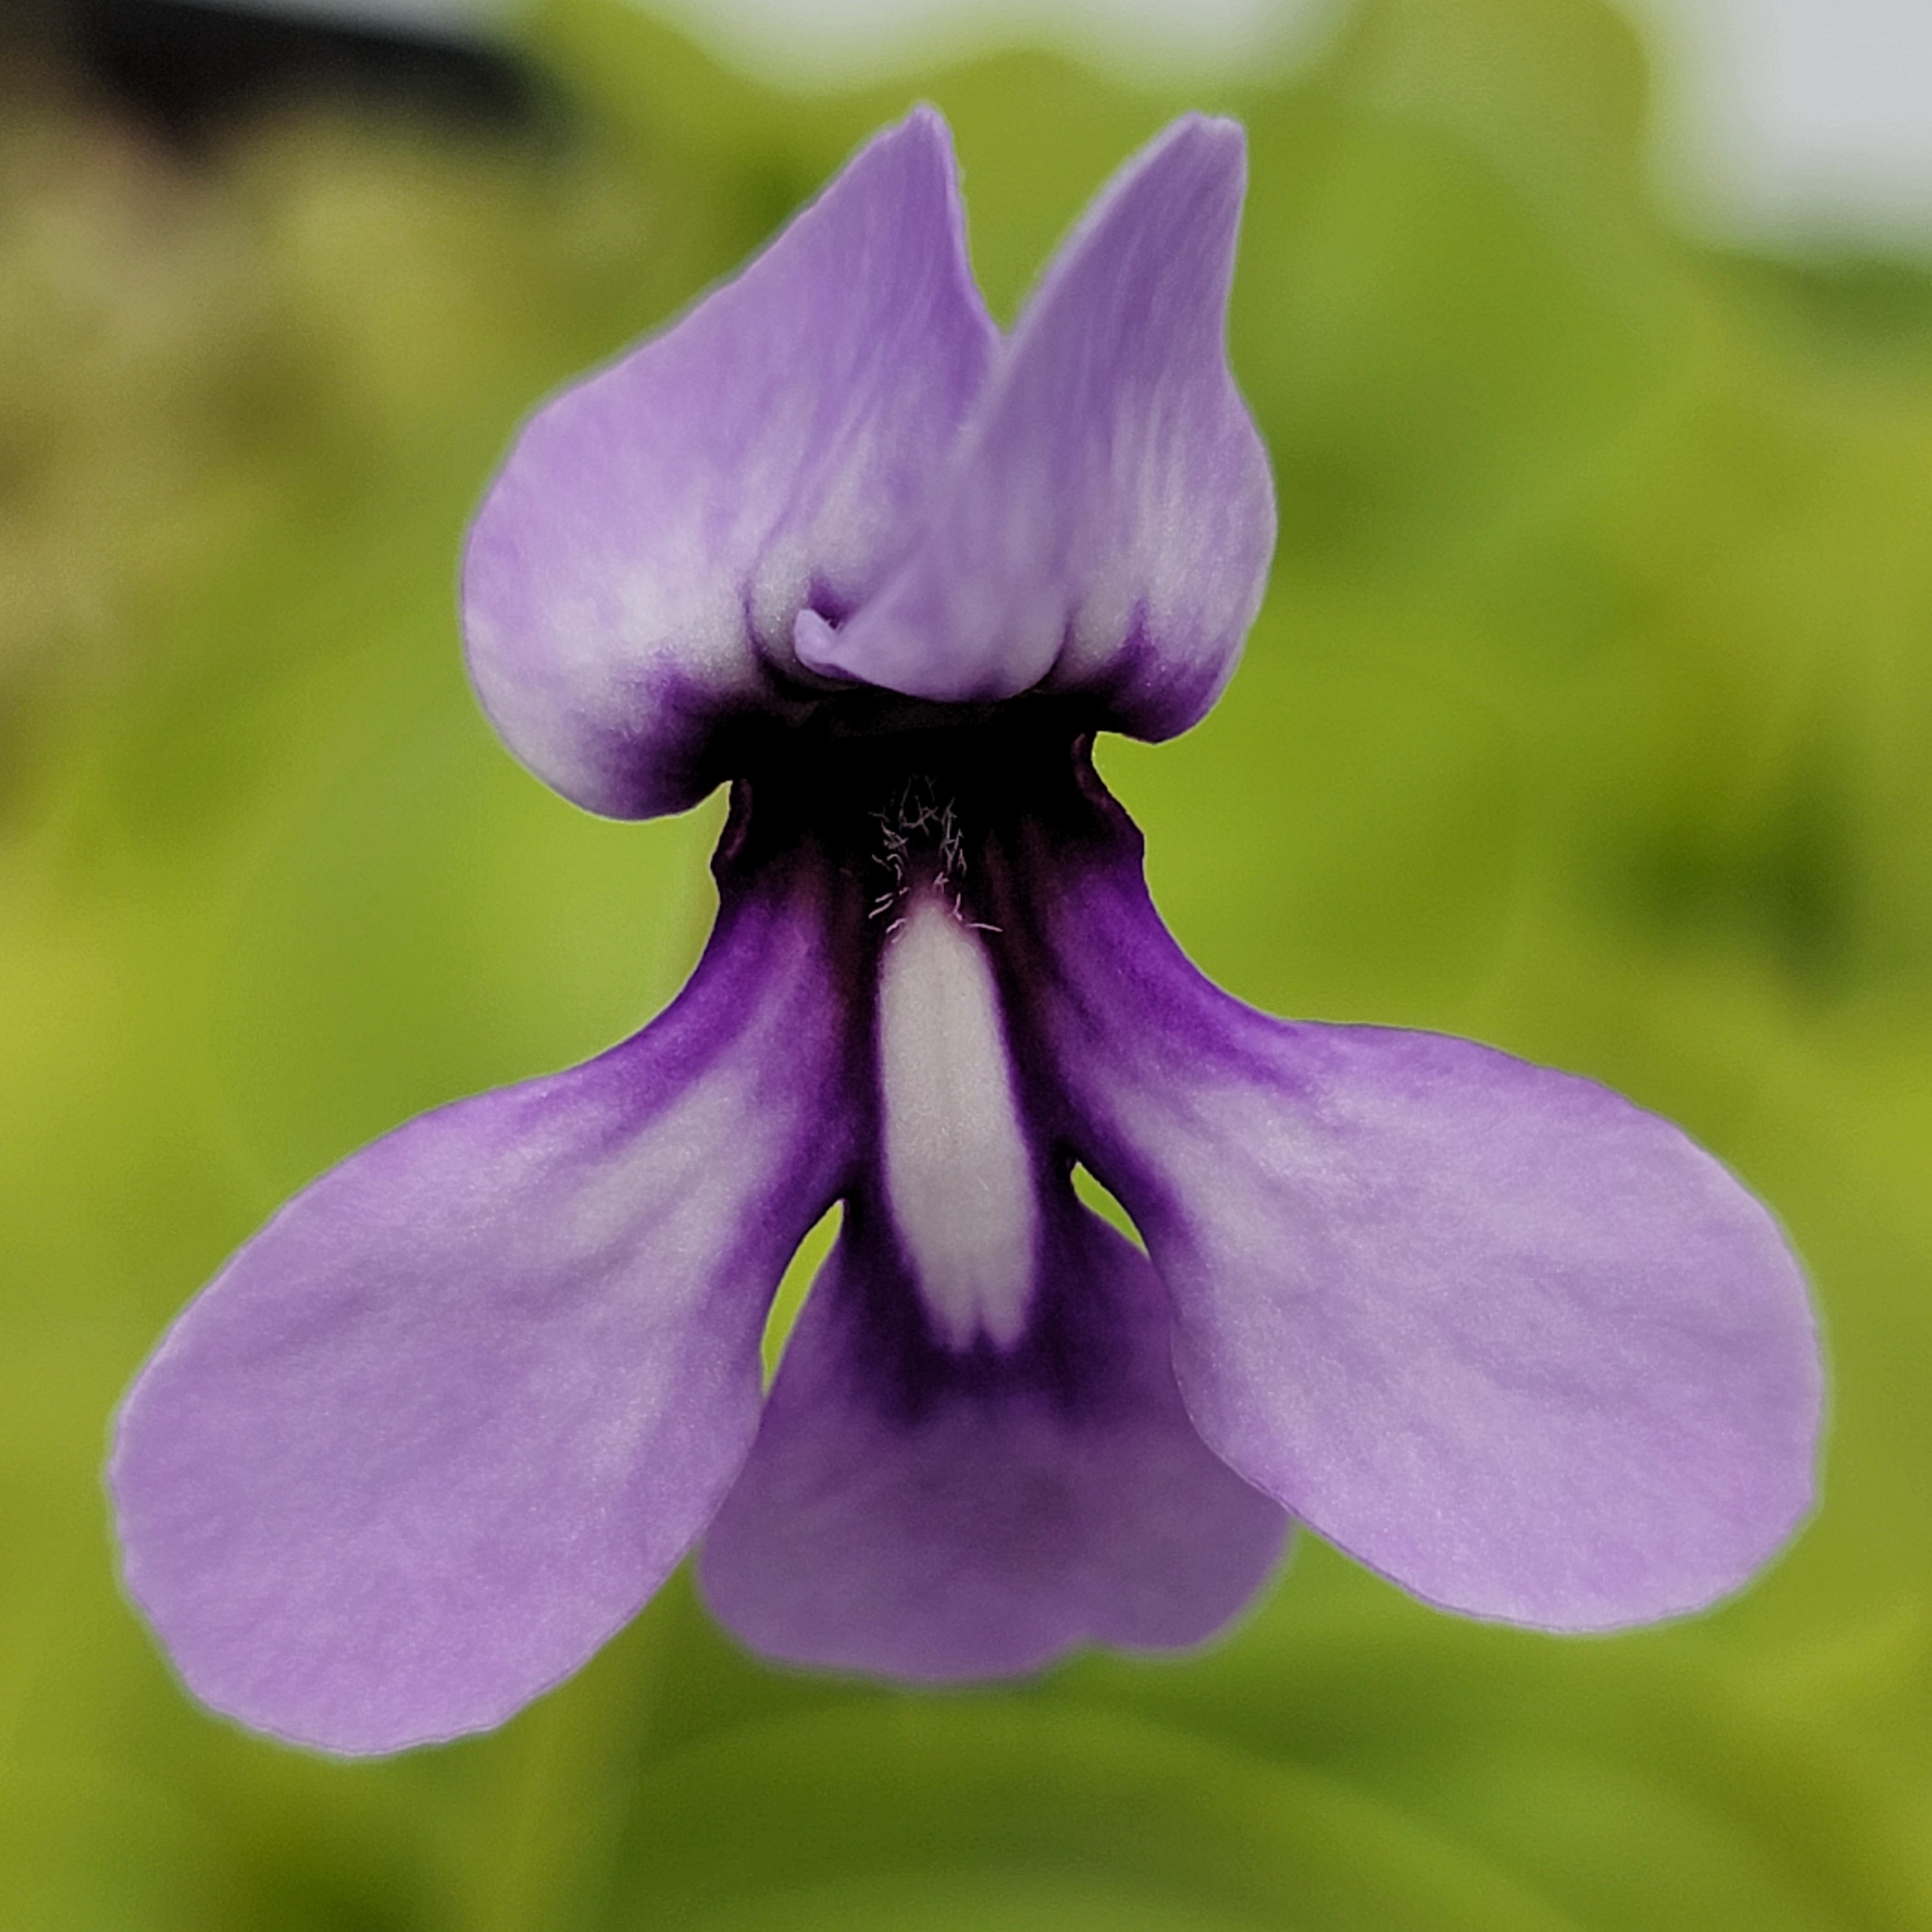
[1028,843,1822,1632]
[698,1186,1289,1680]
[110,870,858,1754]
[463,108,996,819]
[801,116,1275,740]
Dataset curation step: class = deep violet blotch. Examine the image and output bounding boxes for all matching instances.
[109,108,1822,1755]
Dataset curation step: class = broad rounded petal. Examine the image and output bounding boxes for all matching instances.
[110,873,858,1754]
[464,107,996,819]
[1031,849,1823,1632]
[802,115,1275,739]
[698,1189,1289,1680]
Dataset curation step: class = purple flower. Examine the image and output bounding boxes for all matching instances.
[109,110,1822,1757]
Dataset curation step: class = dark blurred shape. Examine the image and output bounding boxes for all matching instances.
[54,0,554,145]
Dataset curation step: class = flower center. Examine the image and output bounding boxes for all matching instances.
[874,890,1038,1351]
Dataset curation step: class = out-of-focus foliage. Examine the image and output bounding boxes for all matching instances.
[4,0,1932,1924]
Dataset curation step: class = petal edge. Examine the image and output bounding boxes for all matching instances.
[464,107,997,818]
[700,1187,1289,1679]
[807,114,1276,738]
[1029,844,1822,1632]
[111,870,858,1752]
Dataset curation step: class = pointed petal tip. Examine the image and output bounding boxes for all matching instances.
[847,98,958,194]
[829,102,974,265]
[1126,110,1248,206]
[1160,109,1246,159]
[896,99,955,150]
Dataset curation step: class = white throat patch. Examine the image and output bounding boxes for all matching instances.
[875,894,1038,1350]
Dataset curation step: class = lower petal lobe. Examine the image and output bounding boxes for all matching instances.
[110,865,858,1754]
[699,1182,1288,1680]
[1029,836,1823,1633]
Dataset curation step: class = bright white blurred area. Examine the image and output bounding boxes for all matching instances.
[637,0,1326,82]
[209,0,1932,249]
[644,0,1932,249]
[1630,0,1932,247]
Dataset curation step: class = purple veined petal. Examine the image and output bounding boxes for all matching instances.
[463,107,997,820]
[109,867,859,1754]
[1028,842,1823,1633]
[698,1186,1290,1680]
[801,115,1276,741]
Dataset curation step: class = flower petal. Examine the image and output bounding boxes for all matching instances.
[698,1187,1289,1680]
[1031,847,1822,1632]
[110,872,858,1754]
[801,115,1275,740]
[463,108,996,819]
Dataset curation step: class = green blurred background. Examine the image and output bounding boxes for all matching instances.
[4,0,1931,1923]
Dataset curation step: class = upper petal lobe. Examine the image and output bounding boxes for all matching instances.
[805,115,1275,739]
[110,866,858,1753]
[1026,835,1822,1631]
[464,108,996,819]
